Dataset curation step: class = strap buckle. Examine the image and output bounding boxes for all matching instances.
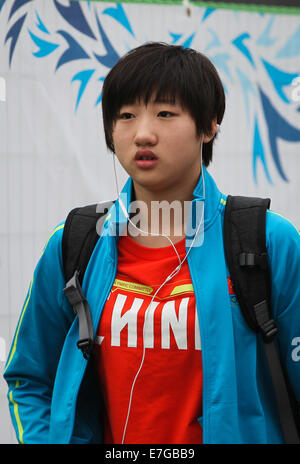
[77,338,93,360]
[260,318,278,343]
[63,270,85,310]
[254,300,278,343]
[64,271,94,359]
[239,252,268,270]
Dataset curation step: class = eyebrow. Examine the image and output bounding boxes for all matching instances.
[119,98,178,109]
[116,93,180,114]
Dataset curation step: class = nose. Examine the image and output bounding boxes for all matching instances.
[134,115,158,147]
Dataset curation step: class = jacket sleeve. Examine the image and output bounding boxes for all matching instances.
[3,223,74,444]
[266,210,300,408]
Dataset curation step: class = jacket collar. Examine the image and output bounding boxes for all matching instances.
[105,165,223,237]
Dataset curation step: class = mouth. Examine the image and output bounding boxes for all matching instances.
[134,150,158,169]
[135,150,157,161]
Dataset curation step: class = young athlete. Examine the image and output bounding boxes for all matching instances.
[4,42,300,444]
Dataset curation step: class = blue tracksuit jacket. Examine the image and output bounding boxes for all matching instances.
[3,167,300,444]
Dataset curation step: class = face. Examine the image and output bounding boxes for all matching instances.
[112,96,214,201]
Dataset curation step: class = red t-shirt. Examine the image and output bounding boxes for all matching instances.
[94,235,203,444]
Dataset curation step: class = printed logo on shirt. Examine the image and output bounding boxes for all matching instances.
[112,278,194,299]
[97,280,201,352]
[112,279,153,295]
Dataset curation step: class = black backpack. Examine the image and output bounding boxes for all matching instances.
[62,196,300,444]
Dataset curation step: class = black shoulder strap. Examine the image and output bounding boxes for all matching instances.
[62,201,113,359]
[224,195,300,444]
[224,195,272,333]
[62,201,113,286]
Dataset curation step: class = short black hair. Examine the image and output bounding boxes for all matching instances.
[101,42,225,166]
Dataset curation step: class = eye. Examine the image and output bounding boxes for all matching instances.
[158,111,174,118]
[118,112,134,120]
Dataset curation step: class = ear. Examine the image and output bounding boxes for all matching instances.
[203,117,217,143]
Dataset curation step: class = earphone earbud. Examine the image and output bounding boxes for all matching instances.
[216,123,221,134]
